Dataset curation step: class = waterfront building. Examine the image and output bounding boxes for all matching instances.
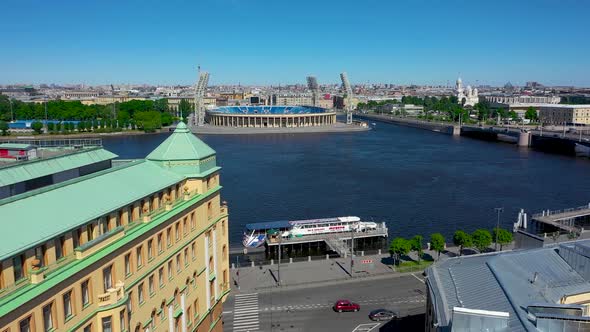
[538,104,590,125]
[0,122,230,332]
[455,77,479,107]
[425,240,590,331]
[207,106,337,128]
[484,95,560,104]
[271,94,313,106]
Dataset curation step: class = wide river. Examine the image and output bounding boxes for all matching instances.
[102,121,590,246]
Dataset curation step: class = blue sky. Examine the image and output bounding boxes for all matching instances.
[2,0,589,86]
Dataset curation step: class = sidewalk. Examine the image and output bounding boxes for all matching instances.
[230,253,417,294]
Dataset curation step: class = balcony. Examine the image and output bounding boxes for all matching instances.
[98,281,125,307]
[220,203,228,216]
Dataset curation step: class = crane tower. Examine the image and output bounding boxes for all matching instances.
[193,70,209,126]
[340,72,353,124]
[306,76,319,107]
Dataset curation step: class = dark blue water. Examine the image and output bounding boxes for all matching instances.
[102,122,590,246]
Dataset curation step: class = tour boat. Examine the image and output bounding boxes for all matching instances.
[242,216,378,248]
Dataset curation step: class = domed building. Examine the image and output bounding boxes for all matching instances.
[456,77,479,107]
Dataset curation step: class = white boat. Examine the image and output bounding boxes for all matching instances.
[242,216,378,248]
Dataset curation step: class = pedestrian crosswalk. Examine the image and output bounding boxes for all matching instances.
[233,293,260,332]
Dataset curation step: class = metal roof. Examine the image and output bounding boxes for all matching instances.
[426,243,590,332]
[245,220,291,231]
[0,147,117,187]
[146,122,215,162]
[0,143,35,150]
[0,159,185,261]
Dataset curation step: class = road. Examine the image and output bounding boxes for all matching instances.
[221,274,427,332]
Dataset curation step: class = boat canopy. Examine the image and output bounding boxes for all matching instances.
[245,220,291,231]
[289,216,360,225]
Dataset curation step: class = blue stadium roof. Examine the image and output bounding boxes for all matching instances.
[209,106,327,115]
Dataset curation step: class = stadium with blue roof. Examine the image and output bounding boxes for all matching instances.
[207,106,336,128]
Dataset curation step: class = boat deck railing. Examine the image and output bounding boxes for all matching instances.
[266,222,389,246]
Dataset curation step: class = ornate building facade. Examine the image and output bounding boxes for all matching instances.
[0,122,230,332]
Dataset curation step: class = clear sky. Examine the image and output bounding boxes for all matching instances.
[2,0,589,86]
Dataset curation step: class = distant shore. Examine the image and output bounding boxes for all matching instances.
[0,129,171,141]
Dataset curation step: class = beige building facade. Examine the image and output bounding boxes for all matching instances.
[539,104,590,125]
[0,123,230,332]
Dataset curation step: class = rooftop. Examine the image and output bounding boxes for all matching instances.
[0,147,117,187]
[427,240,590,331]
[0,123,218,261]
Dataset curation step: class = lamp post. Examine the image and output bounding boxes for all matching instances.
[494,207,504,251]
[277,234,281,286]
[350,222,355,277]
[9,98,13,122]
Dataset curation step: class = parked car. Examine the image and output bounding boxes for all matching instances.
[333,300,360,312]
[369,309,398,321]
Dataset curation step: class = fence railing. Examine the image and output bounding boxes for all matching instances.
[532,203,590,218]
[0,138,102,148]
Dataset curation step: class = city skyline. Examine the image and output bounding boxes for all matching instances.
[2,0,590,86]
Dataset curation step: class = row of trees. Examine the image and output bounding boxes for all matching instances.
[388,228,513,265]
[0,96,174,133]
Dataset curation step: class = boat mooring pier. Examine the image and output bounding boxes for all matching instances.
[265,222,389,258]
[530,203,590,234]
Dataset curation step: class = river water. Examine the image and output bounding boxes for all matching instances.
[101,122,590,246]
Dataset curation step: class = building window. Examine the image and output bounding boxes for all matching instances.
[157,233,163,253]
[147,239,153,260]
[103,265,113,291]
[127,291,133,314]
[184,248,189,266]
[167,228,171,247]
[35,245,47,268]
[83,323,92,332]
[87,224,95,241]
[138,283,144,304]
[168,261,173,279]
[175,223,180,241]
[191,243,196,260]
[55,235,66,259]
[136,246,143,268]
[190,212,195,230]
[222,245,227,261]
[102,316,112,332]
[125,253,131,276]
[119,310,126,331]
[207,202,212,219]
[222,220,226,236]
[74,228,81,248]
[149,275,154,295]
[159,267,164,287]
[183,218,188,236]
[81,279,90,306]
[43,302,54,332]
[63,290,73,320]
[176,254,181,273]
[13,254,25,281]
[19,316,32,332]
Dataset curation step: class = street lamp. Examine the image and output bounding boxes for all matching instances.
[350,221,355,277]
[494,207,504,251]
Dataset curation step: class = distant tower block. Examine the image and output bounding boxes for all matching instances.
[340,72,353,124]
[306,76,319,107]
[194,71,210,126]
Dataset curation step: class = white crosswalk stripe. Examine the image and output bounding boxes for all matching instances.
[233,293,260,332]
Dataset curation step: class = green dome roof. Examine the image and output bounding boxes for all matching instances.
[147,122,215,161]
[146,122,217,176]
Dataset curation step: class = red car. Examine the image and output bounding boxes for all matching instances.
[333,300,360,312]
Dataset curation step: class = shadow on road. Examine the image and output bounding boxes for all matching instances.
[379,313,425,331]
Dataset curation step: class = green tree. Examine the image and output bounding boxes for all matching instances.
[47,122,55,132]
[389,237,411,266]
[525,107,538,121]
[410,235,424,262]
[0,121,9,136]
[453,230,472,256]
[471,229,492,253]
[493,228,513,251]
[178,99,192,118]
[509,111,519,121]
[77,121,85,132]
[31,121,43,134]
[430,233,445,260]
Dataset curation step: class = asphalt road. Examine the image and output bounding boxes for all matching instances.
[221,274,427,332]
